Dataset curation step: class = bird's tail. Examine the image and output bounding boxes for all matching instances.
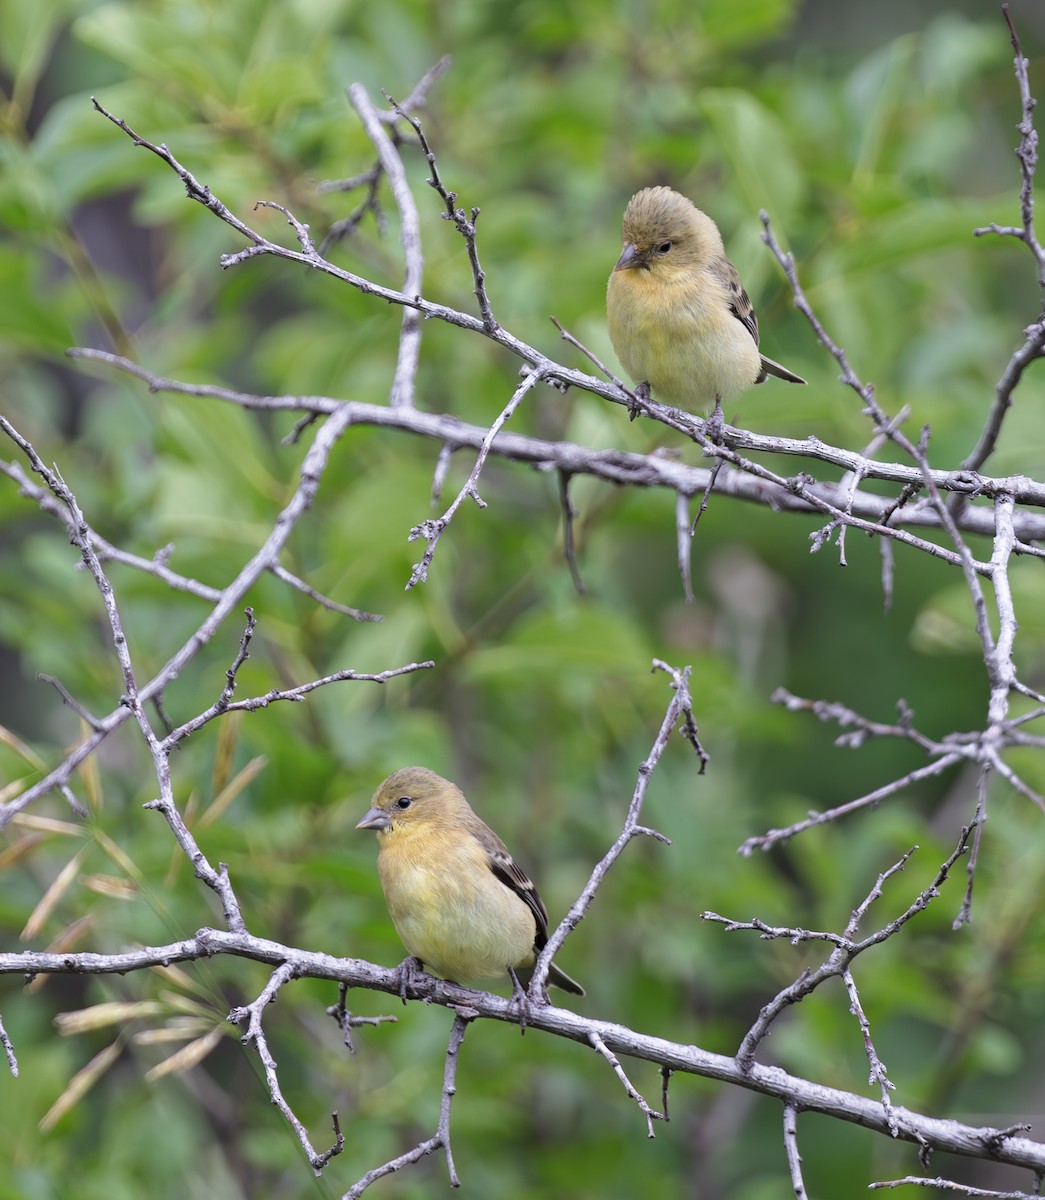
[760,355,806,385]
[517,962,586,997]
[547,963,585,997]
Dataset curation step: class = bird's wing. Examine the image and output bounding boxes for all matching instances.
[473,822,551,947]
[715,256,761,349]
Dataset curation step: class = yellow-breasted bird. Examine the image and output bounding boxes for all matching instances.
[357,766,584,1001]
[606,186,805,417]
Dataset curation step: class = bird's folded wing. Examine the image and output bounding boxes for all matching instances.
[474,824,551,945]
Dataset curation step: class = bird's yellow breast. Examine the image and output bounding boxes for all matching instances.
[376,824,536,983]
[607,263,761,412]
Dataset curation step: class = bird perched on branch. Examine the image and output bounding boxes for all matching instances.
[357,766,584,1005]
[607,186,805,421]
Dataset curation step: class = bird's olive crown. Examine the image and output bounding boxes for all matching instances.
[619,186,720,269]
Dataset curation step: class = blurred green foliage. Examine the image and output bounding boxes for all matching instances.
[3,0,1045,1197]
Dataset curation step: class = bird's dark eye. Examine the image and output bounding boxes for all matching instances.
[656,241,672,254]
[396,796,413,809]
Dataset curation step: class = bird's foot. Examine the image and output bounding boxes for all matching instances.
[627,381,651,421]
[702,397,725,444]
[507,967,545,1035]
[393,955,425,1004]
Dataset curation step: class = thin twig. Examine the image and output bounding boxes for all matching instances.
[709,829,971,1074]
[689,458,723,535]
[675,490,695,604]
[589,1030,666,1137]
[388,95,495,330]
[326,982,398,1054]
[267,564,381,622]
[531,659,705,997]
[230,962,345,1172]
[739,754,966,855]
[966,4,1045,473]
[870,1177,1039,1197]
[843,967,896,1118]
[783,1104,809,1200]
[348,83,424,409]
[559,471,587,595]
[36,674,102,730]
[407,369,543,588]
[550,315,637,400]
[954,769,989,930]
[160,661,434,752]
[660,1066,673,1122]
[430,441,455,505]
[343,1011,471,1196]
[382,55,452,122]
[770,689,944,755]
[0,1014,18,1077]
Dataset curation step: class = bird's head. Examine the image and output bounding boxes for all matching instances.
[356,766,463,835]
[613,186,721,280]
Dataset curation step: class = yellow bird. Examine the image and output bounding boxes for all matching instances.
[357,767,584,1000]
[606,186,805,416]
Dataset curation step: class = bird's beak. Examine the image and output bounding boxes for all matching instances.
[356,806,392,831]
[613,242,643,271]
